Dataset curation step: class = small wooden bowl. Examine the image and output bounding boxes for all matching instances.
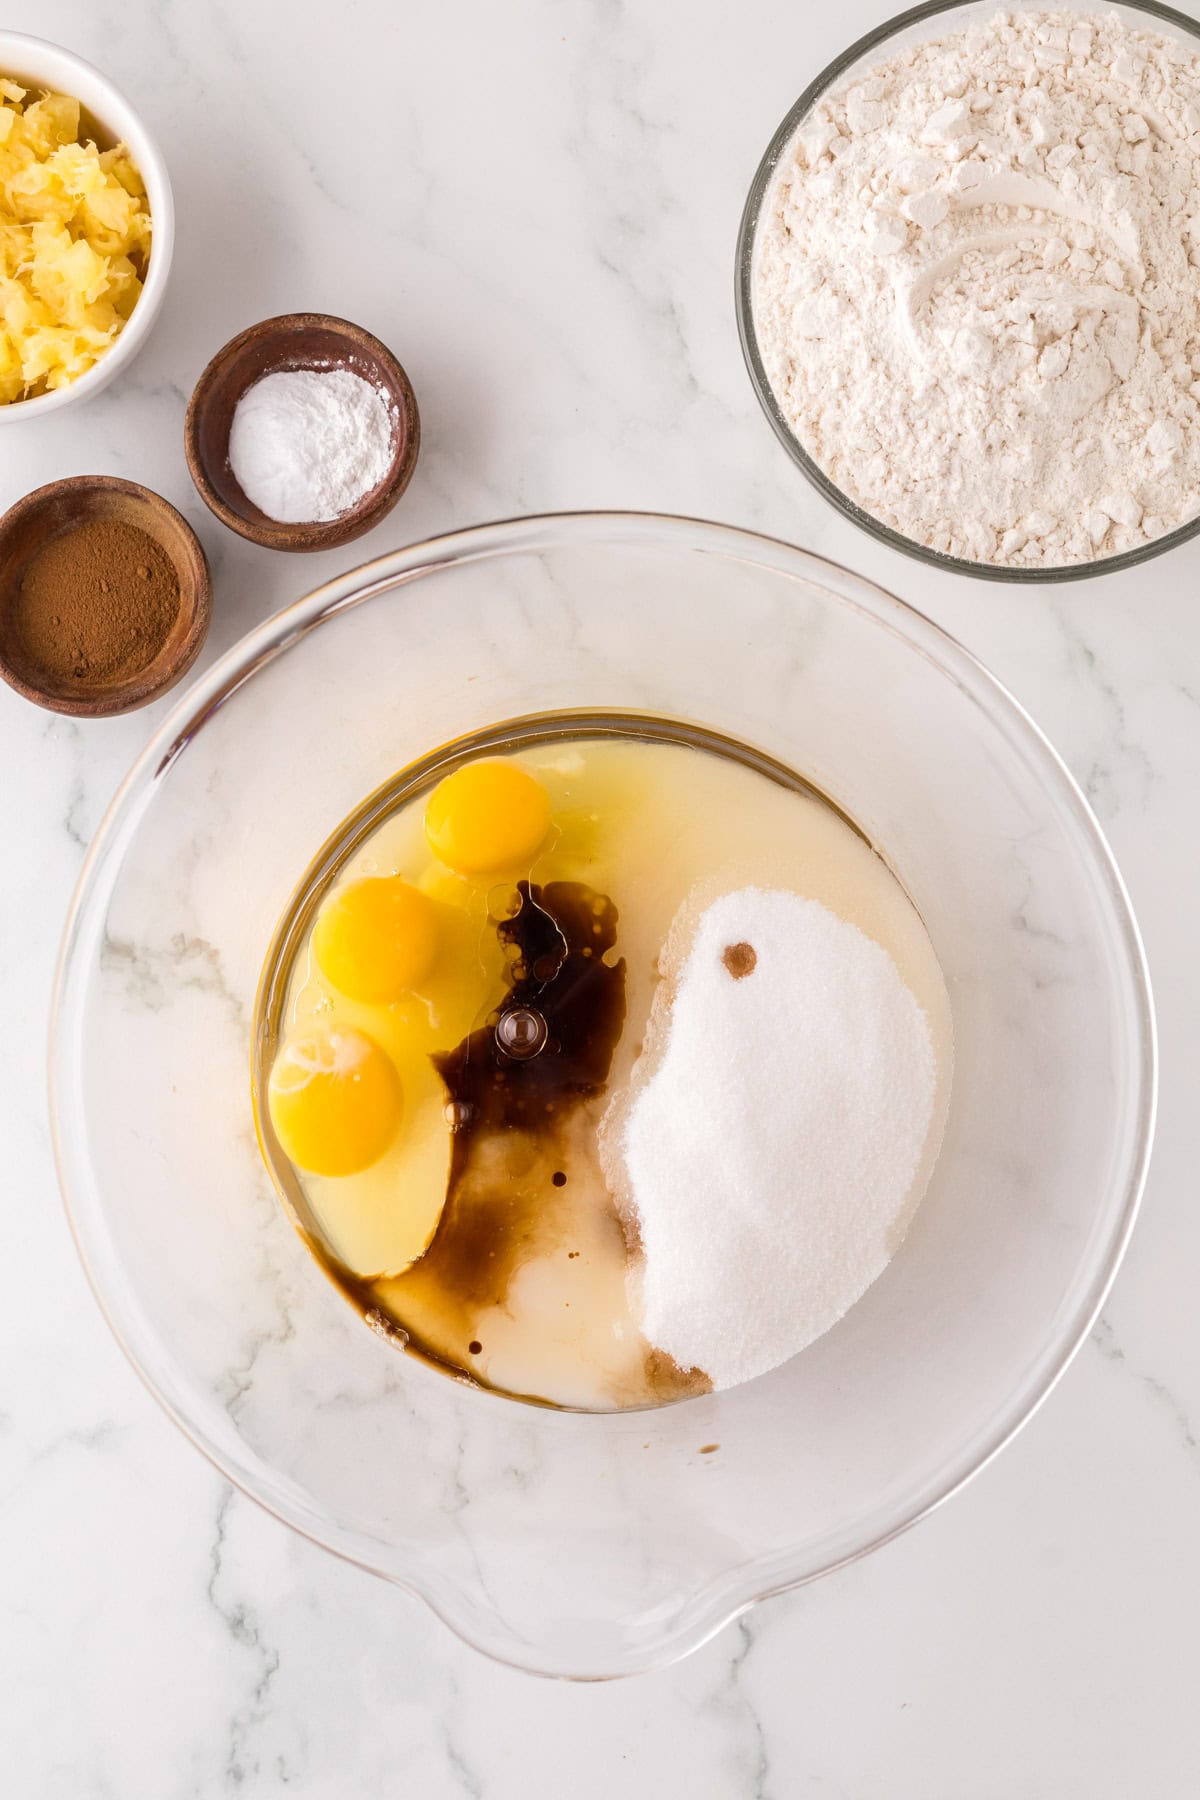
[0,477,211,718]
[184,314,420,552]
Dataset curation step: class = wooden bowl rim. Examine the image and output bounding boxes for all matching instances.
[0,474,212,717]
[184,312,421,553]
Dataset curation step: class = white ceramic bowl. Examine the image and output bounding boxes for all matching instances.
[0,32,174,423]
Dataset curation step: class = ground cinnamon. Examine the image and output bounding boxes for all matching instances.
[11,516,180,687]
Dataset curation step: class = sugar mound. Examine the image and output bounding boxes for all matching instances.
[621,888,937,1391]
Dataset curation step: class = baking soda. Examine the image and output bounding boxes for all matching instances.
[229,367,394,524]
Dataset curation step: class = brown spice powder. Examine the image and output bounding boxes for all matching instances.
[11,517,181,687]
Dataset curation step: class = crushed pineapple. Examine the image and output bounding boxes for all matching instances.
[0,79,152,402]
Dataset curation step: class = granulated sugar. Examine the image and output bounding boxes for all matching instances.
[619,889,937,1392]
[753,8,1200,567]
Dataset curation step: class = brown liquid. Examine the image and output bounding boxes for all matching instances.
[387,881,700,1403]
[424,880,626,1303]
[721,941,757,980]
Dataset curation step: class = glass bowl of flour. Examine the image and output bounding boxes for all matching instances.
[51,514,1154,1676]
[738,0,1200,579]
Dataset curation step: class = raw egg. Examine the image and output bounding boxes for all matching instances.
[425,759,551,877]
[314,876,439,1004]
[268,1026,402,1177]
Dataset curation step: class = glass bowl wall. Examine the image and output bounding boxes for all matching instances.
[51,514,1155,1677]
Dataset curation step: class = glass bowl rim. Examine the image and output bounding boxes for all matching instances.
[48,510,1158,1676]
[734,0,1200,584]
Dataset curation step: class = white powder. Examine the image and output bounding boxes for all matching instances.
[229,367,395,524]
[619,889,937,1392]
[753,8,1200,567]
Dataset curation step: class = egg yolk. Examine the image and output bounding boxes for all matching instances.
[314,876,439,1004]
[268,1027,402,1177]
[425,759,552,878]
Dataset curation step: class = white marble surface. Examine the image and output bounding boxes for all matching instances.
[0,0,1196,1790]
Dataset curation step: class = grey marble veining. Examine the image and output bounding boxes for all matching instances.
[0,0,1196,1793]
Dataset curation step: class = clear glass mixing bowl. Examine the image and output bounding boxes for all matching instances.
[735,0,1200,582]
[51,514,1155,1678]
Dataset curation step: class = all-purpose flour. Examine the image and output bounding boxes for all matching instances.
[753,8,1200,567]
